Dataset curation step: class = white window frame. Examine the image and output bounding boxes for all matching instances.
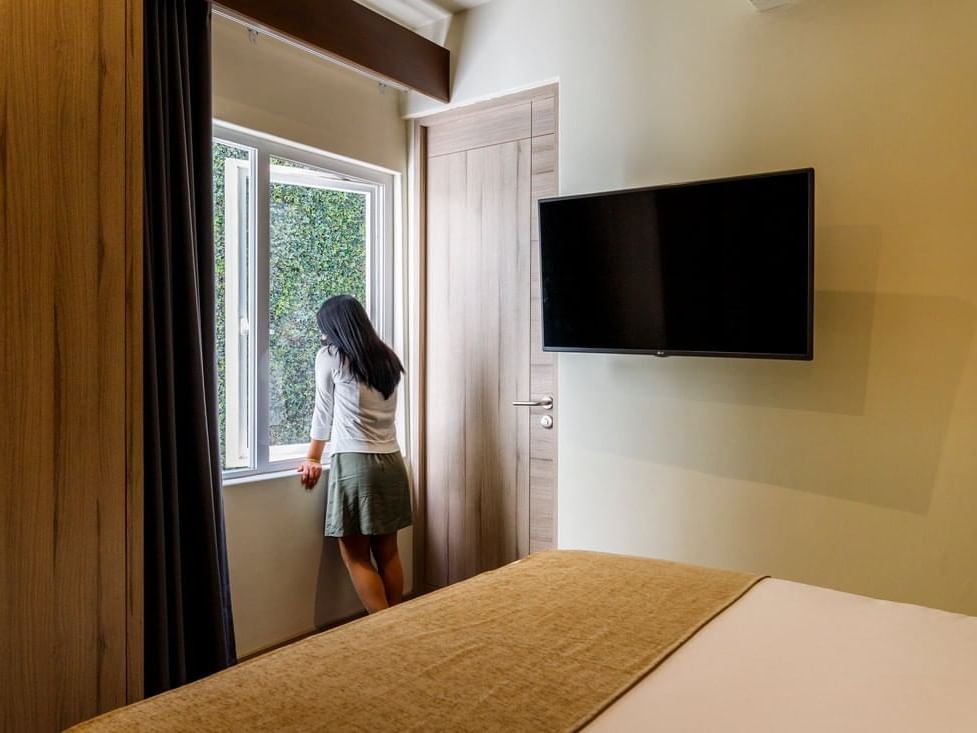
[215,120,396,481]
[222,155,255,470]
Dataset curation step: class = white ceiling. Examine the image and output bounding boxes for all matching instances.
[427,0,495,12]
[356,0,797,32]
[355,0,494,30]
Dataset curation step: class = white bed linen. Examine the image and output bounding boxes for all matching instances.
[586,578,977,732]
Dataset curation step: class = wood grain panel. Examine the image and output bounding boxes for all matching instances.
[446,150,467,582]
[529,238,553,364]
[464,145,500,576]
[514,139,533,560]
[427,102,532,158]
[0,3,58,724]
[531,169,557,244]
[407,123,428,592]
[125,0,144,705]
[428,141,534,583]
[529,105,558,552]
[423,87,557,585]
[531,422,557,457]
[475,140,532,568]
[86,1,128,719]
[424,153,447,587]
[424,152,467,587]
[531,363,556,396]
[415,84,557,127]
[529,458,556,552]
[532,96,556,137]
[531,133,556,173]
[0,0,137,729]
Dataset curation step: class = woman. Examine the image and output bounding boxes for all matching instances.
[297,295,411,614]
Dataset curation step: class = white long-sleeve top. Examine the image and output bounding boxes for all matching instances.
[310,346,400,455]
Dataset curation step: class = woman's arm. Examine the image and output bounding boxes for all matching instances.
[298,439,326,489]
[300,349,336,489]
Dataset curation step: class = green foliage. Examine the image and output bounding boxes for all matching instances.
[213,143,368,463]
[268,157,366,445]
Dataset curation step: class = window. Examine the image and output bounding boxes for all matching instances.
[214,122,395,478]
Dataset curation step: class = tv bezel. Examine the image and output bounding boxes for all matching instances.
[537,167,815,361]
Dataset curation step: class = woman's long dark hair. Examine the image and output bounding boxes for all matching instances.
[316,295,403,399]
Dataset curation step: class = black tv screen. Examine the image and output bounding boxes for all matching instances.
[538,168,814,359]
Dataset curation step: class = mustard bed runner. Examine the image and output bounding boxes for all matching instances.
[70,550,762,732]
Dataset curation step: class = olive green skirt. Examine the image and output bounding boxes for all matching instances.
[325,452,412,537]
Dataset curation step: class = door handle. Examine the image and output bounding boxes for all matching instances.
[512,395,553,410]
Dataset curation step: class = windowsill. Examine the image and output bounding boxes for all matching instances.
[222,465,329,488]
[221,450,407,488]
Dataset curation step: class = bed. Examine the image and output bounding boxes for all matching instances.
[69,550,977,732]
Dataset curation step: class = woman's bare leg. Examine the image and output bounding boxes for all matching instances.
[370,533,404,607]
[338,535,388,614]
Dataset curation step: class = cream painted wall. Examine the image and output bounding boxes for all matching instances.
[213,15,412,656]
[409,0,977,614]
[213,15,406,173]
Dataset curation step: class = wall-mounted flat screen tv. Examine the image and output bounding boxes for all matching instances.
[538,168,814,359]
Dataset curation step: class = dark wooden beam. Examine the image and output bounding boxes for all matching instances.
[216,0,450,102]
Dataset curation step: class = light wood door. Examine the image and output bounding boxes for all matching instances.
[423,89,558,588]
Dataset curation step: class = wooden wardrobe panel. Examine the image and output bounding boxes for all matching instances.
[426,102,532,158]
[427,140,533,585]
[513,139,533,561]
[530,135,557,298]
[462,140,532,573]
[532,96,556,137]
[463,146,501,576]
[0,1,139,729]
[423,152,467,588]
[531,133,556,173]
[422,86,557,586]
[529,458,556,552]
[529,123,558,553]
[125,0,145,705]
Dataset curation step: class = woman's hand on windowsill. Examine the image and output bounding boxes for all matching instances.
[297,459,322,489]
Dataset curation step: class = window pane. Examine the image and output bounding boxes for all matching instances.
[268,156,368,456]
[214,140,254,470]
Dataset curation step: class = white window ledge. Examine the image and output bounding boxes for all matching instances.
[223,465,329,488]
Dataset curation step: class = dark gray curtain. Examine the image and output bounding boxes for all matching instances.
[143,0,236,696]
